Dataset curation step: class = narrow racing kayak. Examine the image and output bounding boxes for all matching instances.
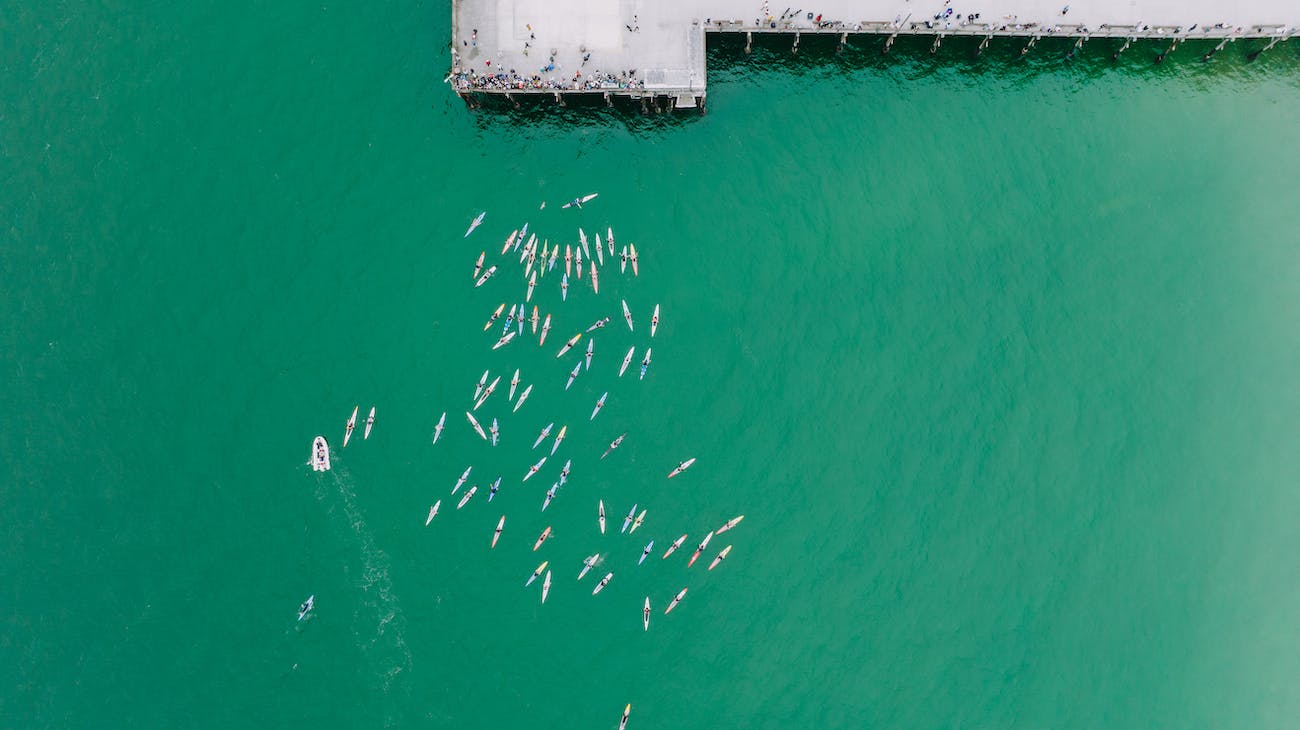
[598,500,606,534]
[667,458,696,479]
[466,411,487,440]
[548,244,558,271]
[432,412,446,444]
[541,570,552,603]
[619,346,635,377]
[509,369,520,400]
[311,436,331,472]
[488,477,500,502]
[298,595,314,622]
[533,526,552,551]
[474,265,497,287]
[620,703,631,730]
[564,245,572,277]
[607,227,615,255]
[629,243,639,276]
[539,314,552,346]
[579,553,599,580]
[620,244,628,273]
[530,306,539,334]
[501,230,518,255]
[620,504,637,534]
[651,304,660,337]
[456,485,477,510]
[452,466,472,494]
[590,261,599,293]
[595,233,604,265]
[643,598,650,631]
[344,406,357,447]
[664,588,687,614]
[592,572,613,595]
[513,384,533,412]
[716,515,746,535]
[474,375,500,410]
[578,228,590,257]
[491,515,504,547]
[565,361,582,390]
[425,500,440,526]
[638,540,654,565]
[621,299,633,331]
[492,330,516,351]
[575,247,583,280]
[473,251,485,280]
[532,422,554,449]
[662,534,687,559]
[473,370,489,401]
[590,392,608,420]
[600,433,626,459]
[542,484,557,511]
[559,459,571,485]
[708,545,732,570]
[687,531,715,567]
[585,317,609,333]
[489,418,499,446]
[639,348,652,380]
[526,271,537,302]
[523,456,547,482]
[503,304,516,333]
[556,333,581,358]
[550,425,567,456]
[629,509,646,534]
[585,339,594,370]
[526,561,548,586]
[463,211,485,237]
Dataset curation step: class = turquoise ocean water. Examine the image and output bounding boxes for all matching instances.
[4,3,1300,728]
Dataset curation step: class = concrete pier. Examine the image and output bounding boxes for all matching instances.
[448,0,1297,109]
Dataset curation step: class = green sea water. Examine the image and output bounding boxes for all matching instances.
[5,3,1300,728]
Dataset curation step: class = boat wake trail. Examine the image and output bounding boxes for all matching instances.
[318,468,412,723]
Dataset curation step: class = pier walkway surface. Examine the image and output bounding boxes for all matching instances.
[449,0,1298,108]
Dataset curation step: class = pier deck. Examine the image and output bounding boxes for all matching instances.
[449,0,1297,108]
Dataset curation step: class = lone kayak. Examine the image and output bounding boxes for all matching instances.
[513,384,533,412]
[298,595,315,622]
[600,433,626,459]
[667,458,696,479]
[585,338,594,369]
[432,412,446,444]
[620,703,631,730]
[716,514,746,535]
[489,418,499,446]
[592,572,613,595]
[425,500,440,526]
[463,211,485,238]
[533,422,554,450]
[509,369,520,400]
[639,348,652,380]
[638,540,654,565]
[556,333,581,358]
[621,299,633,331]
[590,392,607,420]
[643,598,650,631]
[344,406,357,447]
[523,456,547,482]
[664,587,687,614]
[651,304,660,337]
[533,526,552,551]
[598,500,606,534]
[565,361,582,390]
[492,515,505,547]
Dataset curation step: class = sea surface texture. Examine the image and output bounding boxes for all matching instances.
[4,3,1300,728]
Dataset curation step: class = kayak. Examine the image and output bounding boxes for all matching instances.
[619,346,635,377]
[474,375,500,409]
[561,193,598,209]
[432,412,446,444]
[491,331,516,350]
[344,406,357,447]
[513,384,533,412]
[565,361,581,390]
[426,500,440,526]
[629,244,639,276]
[456,485,477,510]
[598,500,606,534]
[592,572,613,595]
[515,223,528,252]
[532,423,553,450]
[590,392,607,420]
[620,504,637,534]
[708,545,732,571]
[607,228,615,256]
[488,478,500,502]
[557,333,581,359]
[523,456,547,482]
[620,245,628,274]
[509,369,520,400]
[489,418,499,446]
[662,534,687,559]
[665,588,687,614]
[542,484,557,511]
[578,553,599,580]
[533,526,552,551]
[585,317,609,333]
[716,515,746,534]
[311,436,331,472]
[564,245,572,277]
[473,251,485,280]
[539,314,552,346]
[492,516,504,547]
[526,271,537,302]
[576,247,583,280]
[474,265,497,287]
[526,560,548,586]
[550,425,567,456]
[590,261,599,294]
[585,339,594,370]
[516,301,524,336]
[547,245,558,271]
[667,458,696,479]
[638,540,654,565]
[643,598,650,631]
[595,233,604,265]
[639,348,652,380]
[600,433,626,459]
[541,570,551,603]
[501,230,518,255]
[453,466,471,494]
[621,300,633,331]
[578,228,590,258]
[629,509,646,534]
[559,459,571,485]
[503,304,516,333]
[651,304,660,337]
[620,703,631,730]
[687,531,715,567]
[298,595,315,622]
[474,370,488,401]
[529,307,539,336]
[466,411,487,440]
[464,211,485,237]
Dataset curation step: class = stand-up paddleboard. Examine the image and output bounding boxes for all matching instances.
[622,300,633,331]
[667,458,696,479]
[590,392,607,420]
[452,466,472,494]
[456,485,477,509]
[311,436,331,472]
[491,516,504,547]
[533,422,553,450]
[650,304,660,337]
[619,346,635,377]
[473,251,485,280]
[579,553,599,580]
[557,333,581,358]
[639,348,652,380]
[474,265,497,288]
[533,526,552,551]
[663,534,687,559]
[638,540,654,565]
[344,406,358,447]
[426,500,440,526]
[523,456,546,482]
[709,545,732,571]
[550,426,567,456]
[513,384,533,412]
[665,588,687,614]
[600,433,626,459]
[466,411,487,440]
[432,412,446,444]
[592,572,613,595]
[463,211,485,238]
[526,561,548,586]
[541,570,551,603]
[598,500,606,534]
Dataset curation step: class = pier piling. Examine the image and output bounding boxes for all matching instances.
[1202,37,1231,61]
[883,33,898,54]
[837,32,848,54]
[1020,35,1039,56]
[1155,38,1179,63]
[792,31,801,54]
[1113,36,1133,60]
[930,34,944,55]
[745,31,753,54]
[976,34,992,57]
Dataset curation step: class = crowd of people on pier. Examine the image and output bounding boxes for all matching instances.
[451,66,646,93]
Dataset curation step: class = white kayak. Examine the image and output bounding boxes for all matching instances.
[492,330,516,351]
[475,375,500,410]
[620,504,637,534]
[344,406,357,447]
[562,193,597,209]
[526,271,537,302]
[550,425,567,456]
[363,406,375,440]
[638,540,654,565]
[456,485,477,509]
[464,211,485,238]
[629,509,646,534]
[530,306,539,334]
[516,301,524,336]
[716,515,746,534]
[466,411,487,440]
[585,317,609,333]
[619,346,635,377]
[621,300,633,331]
[564,245,572,277]
[523,456,546,482]
[585,339,594,370]
[509,369,520,400]
[665,587,687,614]
[595,233,604,265]
[643,598,650,631]
[600,433,626,459]
[298,595,315,622]
[541,570,552,603]
[579,553,599,580]
[578,228,590,257]
[687,531,715,567]
[620,703,631,730]
[539,314,552,345]
[501,230,518,255]
[453,466,472,494]
[311,436,331,472]
[533,422,554,450]
[663,534,687,559]
[526,560,548,586]
[607,227,615,255]
[592,572,613,595]
[629,244,639,276]
[559,459,571,485]
[575,247,583,279]
[432,412,446,444]
[590,392,607,420]
[515,223,528,252]
[708,545,732,571]
[565,361,581,390]
[513,384,533,412]
[474,265,497,287]
[426,500,440,526]
[598,500,606,534]
[556,333,581,358]
[590,261,599,294]
[489,418,499,446]
[533,526,552,551]
[542,484,557,511]
[492,515,504,548]
[473,251,485,280]
[474,370,489,400]
[651,304,659,337]
[667,458,696,479]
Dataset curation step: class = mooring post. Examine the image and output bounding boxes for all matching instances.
[883,33,898,54]
[930,33,944,55]
[1020,35,1039,56]
[792,31,800,54]
[745,31,753,54]
[1202,37,1231,61]
[1112,36,1133,60]
[1155,37,1178,63]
